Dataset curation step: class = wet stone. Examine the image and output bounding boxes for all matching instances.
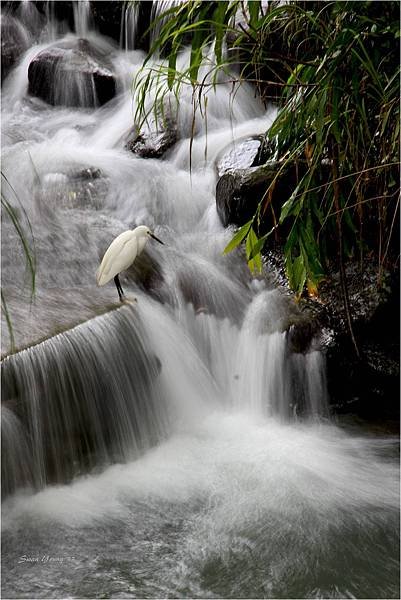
[216,162,284,229]
[215,134,273,178]
[124,124,178,159]
[28,38,116,107]
[1,14,29,82]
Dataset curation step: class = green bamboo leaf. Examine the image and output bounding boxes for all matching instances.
[167,52,178,90]
[213,1,229,64]
[247,0,261,29]
[285,63,304,89]
[134,0,399,293]
[247,223,279,259]
[247,234,266,260]
[190,35,203,84]
[246,227,262,274]
[223,220,252,255]
[248,252,262,274]
[280,183,302,223]
[245,227,258,258]
[286,254,306,297]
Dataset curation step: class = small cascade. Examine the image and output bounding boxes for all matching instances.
[1,406,33,500]
[120,1,140,51]
[15,1,44,37]
[149,0,185,50]
[42,1,65,41]
[1,306,167,497]
[178,289,329,419]
[73,0,93,37]
[227,289,327,418]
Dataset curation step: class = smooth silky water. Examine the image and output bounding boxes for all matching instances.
[1,5,399,599]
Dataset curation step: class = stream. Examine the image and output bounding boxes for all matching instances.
[1,4,399,599]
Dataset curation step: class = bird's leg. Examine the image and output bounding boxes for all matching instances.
[114,275,125,302]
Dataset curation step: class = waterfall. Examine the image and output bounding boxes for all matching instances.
[1,3,398,599]
[120,1,139,51]
[73,0,92,37]
[150,0,184,48]
[1,305,167,497]
[1,287,328,496]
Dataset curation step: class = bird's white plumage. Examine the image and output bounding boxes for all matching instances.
[96,226,148,286]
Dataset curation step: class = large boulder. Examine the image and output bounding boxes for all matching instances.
[216,162,289,230]
[215,134,293,232]
[266,249,400,422]
[215,134,272,178]
[1,14,29,82]
[28,38,116,107]
[319,264,400,422]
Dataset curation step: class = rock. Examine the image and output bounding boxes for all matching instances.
[28,38,116,107]
[90,0,153,48]
[5,1,153,49]
[90,1,124,43]
[216,162,288,229]
[324,267,400,421]
[119,1,153,51]
[215,134,292,231]
[48,1,75,30]
[133,0,153,51]
[125,248,165,297]
[215,134,273,178]
[301,259,399,419]
[124,118,177,159]
[89,1,152,49]
[39,168,108,210]
[263,249,400,421]
[71,166,102,180]
[286,319,321,354]
[1,14,29,82]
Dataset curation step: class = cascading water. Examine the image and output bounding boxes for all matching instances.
[120,1,139,51]
[1,3,399,599]
[1,306,167,497]
[72,0,92,37]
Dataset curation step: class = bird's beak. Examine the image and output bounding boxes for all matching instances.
[150,232,164,245]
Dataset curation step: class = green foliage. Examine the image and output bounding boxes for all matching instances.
[134,1,238,128]
[136,1,400,297]
[1,172,36,352]
[223,220,252,254]
[223,220,264,273]
[265,1,400,295]
[246,227,263,274]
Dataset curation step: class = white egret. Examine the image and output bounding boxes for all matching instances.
[96,225,164,302]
